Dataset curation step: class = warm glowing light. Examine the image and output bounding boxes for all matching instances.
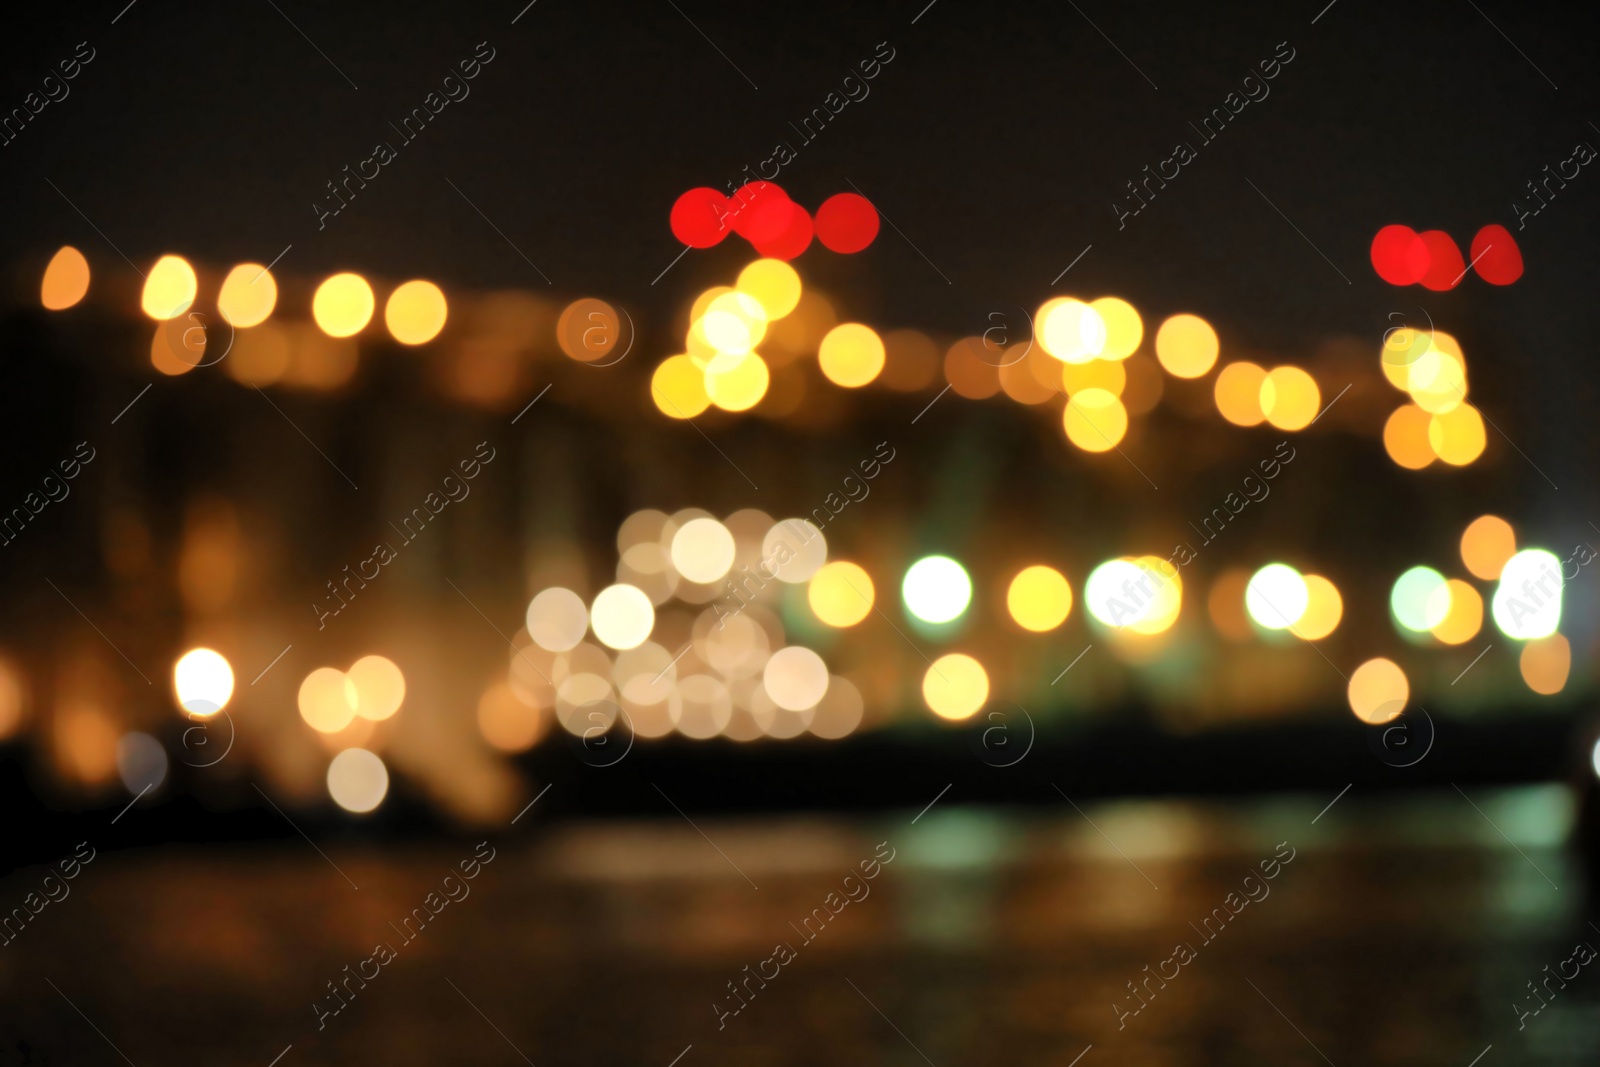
[217,263,278,327]
[1007,565,1073,632]
[1383,405,1435,470]
[526,588,589,652]
[701,292,769,357]
[1461,515,1516,581]
[1208,569,1254,641]
[1085,558,1177,632]
[141,255,197,320]
[706,351,770,411]
[1428,403,1486,465]
[41,246,90,310]
[763,646,830,711]
[1245,563,1308,630]
[944,336,1001,399]
[652,354,712,418]
[1430,579,1483,645]
[902,555,972,624]
[1091,297,1142,360]
[1390,566,1450,633]
[814,192,880,253]
[819,323,886,387]
[299,667,357,733]
[1348,658,1408,724]
[1521,634,1570,695]
[0,660,23,740]
[671,517,737,583]
[763,519,827,582]
[1419,230,1465,291]
[736,258,802,319]
[1061,358,1127,397]
[327,748,389,814]
[173,648,234,716]
[1038,298,1107,363]
[558,298,623,363]
[1471,224,1524,286]
[384,280,448,345]
[1381,326,1432,387]
[347,655,405,721]
[1154,313,1219,378]
[1294,575,1343,640]
[1259,366,1320,431]
[671,187,733,248]
[312,273,375,337]
[590,584,655,650]
[1214,362,1267,426]
[808,561,875,627]
[922,653,989,720]
[1062,388,1128,451]
[478,680,546,752]
[1492,548,1563,640]
[1370,224,1430,286]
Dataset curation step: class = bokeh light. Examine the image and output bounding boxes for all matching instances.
[1294,575,1342,640]
[1090,297,1142,360]
[327,748,389,814]
[1154,313,1219,378]
[217,263,278,328]
[1461,515,1516,581]
[527,588,589,652]
[1246,564,1308,630]
[902,555,972,624]
[347,655,405,721]
[922,654,988,720]
[1383,405,1435,469]
[671,517,737,583]
[1347,658,1408,724]
[173,648,234,716]
[1214,362,1267,426]
[671,187,732,248]
[141,255,197,320]
[1471,224,1524,286]
[1430,579,1483,645]
[763,519,827,582]
[1259,366,1320,431]
[1428,404,1486,465]
[41,246,90,310]
[763,646,829,710]
[312,272,375,337]
[819,323,886,387]
[117,732,168,795]
[652,354,712,418]
[1061,358,1127,397]
[808,561,874,627]
[1006,565,1073,632]
[1370,224,1430,286]
[736,258,802,319]
[384,280,448,345]
[1520,634,1570,695]
[478,679,547,752]
[1062,388,1128,451]
[1390,566,1450,633]
[814,192,880,253]
[591,584,655,650]
[299,667,357,733]
[1492,548,1563,640]
[705,351,770,411]
[1038,298,1107,363]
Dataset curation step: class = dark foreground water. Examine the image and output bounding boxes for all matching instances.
[2,785,1594,1065]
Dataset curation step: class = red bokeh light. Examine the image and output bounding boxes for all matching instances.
[1370,224,1429,286]
[753,202,814,261]
[670,187,732,248]
[729,182,793,245]
[815,193,880,254]
[1470,224,1524,285]
[1418,230,1465,291]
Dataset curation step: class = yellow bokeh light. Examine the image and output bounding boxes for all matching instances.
[1155,313,1219,378]
[1381,326,1432,388]
[327,747,388,814]
[819,323,886,387]
[299,667,357,733]
[217,263,278,328]
[1383,404,1435,470]
[590,584,655,650]
[1428,403,1486,465]
[1520,634,1570,695]
[922,653,989,720]
[671,517,736,583]
[173,648,234,716]
[1061,358,1127,396]
[652,354,712,418]
[1127,556,1181,635]
[1007,565,1073,632]
[1259,366,1320,431]
[1430,579,1483,645]
[763,646,830,711]
[1090,297,1142,360]
[41,246,90,310]
[1407,348,1467,413]
[1038,298,1107,363]
[141,255,197,320]
[312,273,375,338]
[384,279,448,345]
[700,291,768,356]
[808,561,874,627]
[151,319,203,377]
[736,259,802,319]
[1062,388,1128,451]
[690,285,733,323]
[347,654,405,721]
[1214,362,1267,426]
[1293,575,1342,640]
[1461,515,1516,581]
[1347,657,1408,724]
[706,351,770,411]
